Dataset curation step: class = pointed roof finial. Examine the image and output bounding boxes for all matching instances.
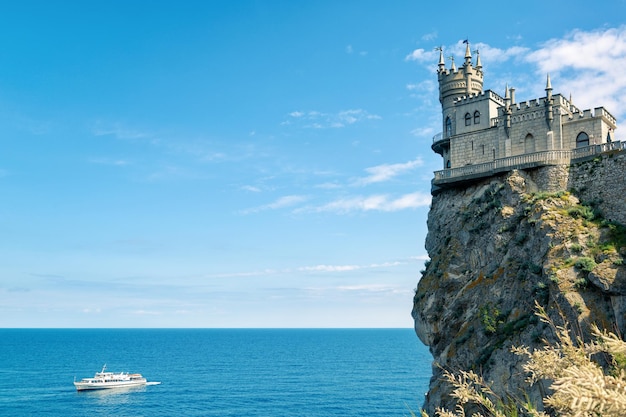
[463,39,471,65]
[474,48,482,69]
[449,55,456,72]
[505,83,510,99]
[436,46,445,69]
[545,73,552,91]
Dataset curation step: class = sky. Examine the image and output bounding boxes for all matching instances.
[2,0,626,328]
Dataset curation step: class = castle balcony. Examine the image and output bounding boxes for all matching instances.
[432,141,626,192]
[431,132,449,154]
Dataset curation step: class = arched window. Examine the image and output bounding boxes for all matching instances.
[464,113,471,126]
[576,132,589,148]
[445,116,452,137]
[525,133,535,153]
[474,110,480,124]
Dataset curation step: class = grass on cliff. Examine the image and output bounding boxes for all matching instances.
[416,303,626,417]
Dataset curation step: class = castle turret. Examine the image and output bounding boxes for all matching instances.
[438,41,484,138]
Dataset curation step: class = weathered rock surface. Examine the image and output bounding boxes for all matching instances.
[412,158,626,414]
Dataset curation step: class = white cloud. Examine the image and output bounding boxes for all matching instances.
[311,192,431,214]
[266,195,308,209]
[421,32,438,42]
[88,157,130,166]
[405,48,436,63]
[299,264,360,272]
[346,44,367,56]
[241,185,261,193]
[410,126,435,137]
[315,182,342,190]
[524,26,626,117]
[92,123,151,140]
[336,284,398,293]
[354,158,423,185]
[473,43,529,65]
[132,310,162,316]
[240,195,308,214]
[298,261,405,274]
[285,109,381,129]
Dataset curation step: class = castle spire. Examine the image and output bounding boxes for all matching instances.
[449,55,456,72]
[474,48,482,69]
[503,83,512,137]
[545,73,553,101]
[545,74,554,129]
[464,39,472,66]
[437,46,445,72]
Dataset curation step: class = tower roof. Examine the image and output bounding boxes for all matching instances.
[475,48,482,69]
[545,73,552,91]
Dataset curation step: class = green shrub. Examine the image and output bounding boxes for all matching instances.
[480,303,502,335]
[570,243,583,253]
[574,277,589,289]
[575,257,597,273]
[567,205,596,221]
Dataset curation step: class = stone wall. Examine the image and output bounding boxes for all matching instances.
[568,151,626,225]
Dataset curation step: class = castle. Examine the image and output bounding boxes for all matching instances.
[431,41,622,192]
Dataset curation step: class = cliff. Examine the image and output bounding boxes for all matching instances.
[412,152,626,414]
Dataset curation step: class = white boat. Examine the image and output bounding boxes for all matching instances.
[74,365,158,391]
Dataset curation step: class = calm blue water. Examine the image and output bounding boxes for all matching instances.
[0,329,431,416]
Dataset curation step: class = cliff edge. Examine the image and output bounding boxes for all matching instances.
[412,153,626,414]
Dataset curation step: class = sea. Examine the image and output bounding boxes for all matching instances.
[0,329,432,417]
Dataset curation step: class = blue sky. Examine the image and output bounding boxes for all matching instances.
[2,1,626,327]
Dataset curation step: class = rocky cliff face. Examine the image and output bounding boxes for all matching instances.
[412,153,626,414]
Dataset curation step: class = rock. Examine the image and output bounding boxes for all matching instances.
[413,165,626,415]
[588,262,626,294]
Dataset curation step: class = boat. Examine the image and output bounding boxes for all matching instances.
[73,365,158,391]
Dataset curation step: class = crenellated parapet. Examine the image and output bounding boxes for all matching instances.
[454,90,505,106]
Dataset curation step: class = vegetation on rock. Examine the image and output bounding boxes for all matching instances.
[413,169,626,415]
[416,303,626,417]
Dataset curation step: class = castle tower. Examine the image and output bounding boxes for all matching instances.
[438,41,484,137]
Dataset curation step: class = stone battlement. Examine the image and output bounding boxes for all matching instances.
[453,90,505,106]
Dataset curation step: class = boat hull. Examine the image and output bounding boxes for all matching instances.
[74,380,147,391]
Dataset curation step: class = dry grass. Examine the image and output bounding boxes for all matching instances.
[418,302,626,417]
